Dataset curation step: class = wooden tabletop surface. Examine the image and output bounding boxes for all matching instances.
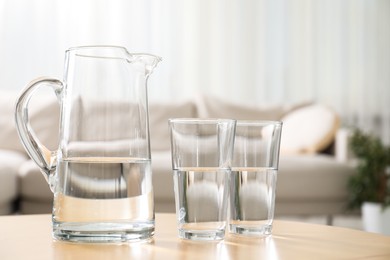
[0,213,389,260]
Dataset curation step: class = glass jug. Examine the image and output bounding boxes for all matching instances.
[15,46,161,243]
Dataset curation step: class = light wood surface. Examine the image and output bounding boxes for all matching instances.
[0,213,389,260]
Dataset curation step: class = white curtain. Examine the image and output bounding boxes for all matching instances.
[1,0,389,143]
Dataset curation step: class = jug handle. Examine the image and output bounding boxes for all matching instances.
[15,77,63,184]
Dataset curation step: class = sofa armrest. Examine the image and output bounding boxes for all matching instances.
[334,128,354,163]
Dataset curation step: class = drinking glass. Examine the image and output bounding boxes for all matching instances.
[169,118,236,241]
[229,121,282,236]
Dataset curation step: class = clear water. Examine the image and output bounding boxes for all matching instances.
[229,167,277,236]
[173,167,229,240]
[52,157,154,242]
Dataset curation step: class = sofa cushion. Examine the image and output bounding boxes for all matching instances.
[149,100,196,151]
[0,91,60,153]
[195,95,286,120]
[18,160,52,202]
[276,154,355,201]
[0,92,26,153]
[0,149,27,214]
[280,104,339,154]
[151,150,175,202]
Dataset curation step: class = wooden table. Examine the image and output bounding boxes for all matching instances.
[0,214,389,260]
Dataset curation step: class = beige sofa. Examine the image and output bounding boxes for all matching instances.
[0,92,355,222]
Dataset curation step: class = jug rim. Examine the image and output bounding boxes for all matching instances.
[66,45,162,62]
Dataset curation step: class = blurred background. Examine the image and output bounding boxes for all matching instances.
[0,0,389,142]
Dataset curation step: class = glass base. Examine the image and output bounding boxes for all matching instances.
[53,221,154,243]
[229,223,272,237]
[178,229,225,241]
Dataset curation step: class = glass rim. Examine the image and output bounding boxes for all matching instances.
[236,120,282,127]
[168,118,236,124]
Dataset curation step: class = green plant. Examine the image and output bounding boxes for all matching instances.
[347,129,390,209]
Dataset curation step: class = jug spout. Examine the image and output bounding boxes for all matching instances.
[66,46,161,76]
[129,53,162,76]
